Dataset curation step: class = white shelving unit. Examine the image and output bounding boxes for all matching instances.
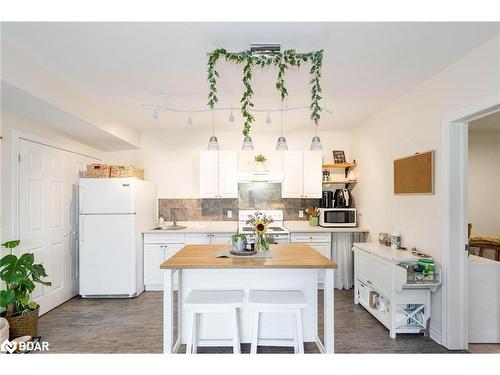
[353,243,441,338]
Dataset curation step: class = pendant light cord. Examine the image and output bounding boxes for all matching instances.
[280,102,283,136]
[212,109,215,136]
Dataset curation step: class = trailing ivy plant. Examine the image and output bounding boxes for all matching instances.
[206,48,324,136]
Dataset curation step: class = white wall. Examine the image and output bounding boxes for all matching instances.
[0,110,103,244]
[349,35,500,339]
[104,128,351,198]
[468,124,500,237]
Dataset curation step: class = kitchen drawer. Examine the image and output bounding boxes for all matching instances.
[211,233,232,244]
[371,256,392,298]
[143,233,185,244]
[290,232,331,243]
[354,248,370,284]
[185,233,211,244]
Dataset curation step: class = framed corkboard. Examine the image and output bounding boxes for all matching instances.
[394,151,434,194]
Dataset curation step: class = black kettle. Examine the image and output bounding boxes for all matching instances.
[333,188,351,208]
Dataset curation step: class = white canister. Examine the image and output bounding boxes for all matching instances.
[390,230,401,249]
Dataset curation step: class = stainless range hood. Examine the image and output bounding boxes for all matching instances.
[237,171,284,183]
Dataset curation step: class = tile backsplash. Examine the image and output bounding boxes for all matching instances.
[158,183,320,221]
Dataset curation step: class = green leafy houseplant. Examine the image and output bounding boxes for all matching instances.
[0,240,51,316]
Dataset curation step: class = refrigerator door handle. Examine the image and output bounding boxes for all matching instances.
[79,186,84,214]
[81,216,85,242]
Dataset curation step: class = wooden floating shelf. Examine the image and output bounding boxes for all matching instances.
[322,163,357,169]
[322,180,357,185]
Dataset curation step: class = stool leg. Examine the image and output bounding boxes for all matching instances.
[250,309,260,354]
[292,311,299,353]
[192,313,199,354]
[231,308,241,354]
[294,309,304,354]
[186,310,195,354]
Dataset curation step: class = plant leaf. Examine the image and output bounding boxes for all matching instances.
[0,289,15,307]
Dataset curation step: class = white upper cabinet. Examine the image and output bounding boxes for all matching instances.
[303,151,323,198]
[282,151,322,198]
[199,151,237,198]
[217,151,238,198]
[199,151,219,198]
[282,151,304,198]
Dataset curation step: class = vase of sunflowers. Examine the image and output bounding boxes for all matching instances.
[246,211,273,252]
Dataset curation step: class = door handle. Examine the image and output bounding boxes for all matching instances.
[81,217,85,242]
[79,186,84,214]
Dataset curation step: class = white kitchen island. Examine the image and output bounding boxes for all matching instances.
[160,244,337,354]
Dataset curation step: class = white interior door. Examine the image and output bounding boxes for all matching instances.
[19,139,89,314]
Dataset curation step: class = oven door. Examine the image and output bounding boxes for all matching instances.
[319,209,356,227]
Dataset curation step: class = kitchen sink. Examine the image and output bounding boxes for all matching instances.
[153,225,187,231]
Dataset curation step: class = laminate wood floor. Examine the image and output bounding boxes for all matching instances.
[37,289,453,354]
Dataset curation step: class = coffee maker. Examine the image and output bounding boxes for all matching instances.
[333,188,351,208]
[321,191,333,208]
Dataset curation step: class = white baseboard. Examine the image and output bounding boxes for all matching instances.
[429,326,442,345]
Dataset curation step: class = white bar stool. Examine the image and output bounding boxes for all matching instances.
[184,290,244,354]
[249,290,307,354]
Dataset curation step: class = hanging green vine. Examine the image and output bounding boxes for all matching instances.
[207,48,324,136]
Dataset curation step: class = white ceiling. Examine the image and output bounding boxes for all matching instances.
[2,22,499,133]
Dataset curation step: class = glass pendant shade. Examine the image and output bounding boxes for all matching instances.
[310,136,323,151]
[275,136,288,151]
[241,136,254,151]
[207,136,220,151]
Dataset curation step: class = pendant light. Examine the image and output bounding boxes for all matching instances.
[241,136,254,151]
[275,102,288,151]
[310,124,323,151]
[207,109,220,151]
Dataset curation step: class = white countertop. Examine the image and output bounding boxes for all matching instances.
[352,242,421,262]
[469,255,499,266]
[143,221,238,234]
[284,221,369,233]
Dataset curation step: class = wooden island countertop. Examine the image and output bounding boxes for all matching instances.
[160,244,338,270]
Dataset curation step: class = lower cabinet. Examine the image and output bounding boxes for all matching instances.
[143,241,183,290]
[144,232,232,290]
[290,232,332,288]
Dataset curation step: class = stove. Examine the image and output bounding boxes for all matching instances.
[238,210,290,244]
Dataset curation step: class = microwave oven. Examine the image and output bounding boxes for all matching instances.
[319,208,357,227]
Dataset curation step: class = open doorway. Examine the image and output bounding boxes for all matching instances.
[442,102,500,352]
[467,111,500,353]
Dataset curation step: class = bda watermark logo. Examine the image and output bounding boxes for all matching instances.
[1,339,49,354]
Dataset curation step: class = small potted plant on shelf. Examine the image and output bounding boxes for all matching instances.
[305,207,320,226]
[231,233,247,252]
[0,240,51,340]
[254,154,267,172]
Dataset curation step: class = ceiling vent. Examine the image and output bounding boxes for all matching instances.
[250,44,281,56]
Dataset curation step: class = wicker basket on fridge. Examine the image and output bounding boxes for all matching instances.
[86,164,111,178]
[110,165,144,180]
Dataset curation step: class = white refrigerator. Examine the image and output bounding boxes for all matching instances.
[79,178,155,298]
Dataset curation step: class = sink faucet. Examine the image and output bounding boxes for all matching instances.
[172,218,177,227]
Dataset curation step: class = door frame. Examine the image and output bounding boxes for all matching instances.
[441,98,500,350]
